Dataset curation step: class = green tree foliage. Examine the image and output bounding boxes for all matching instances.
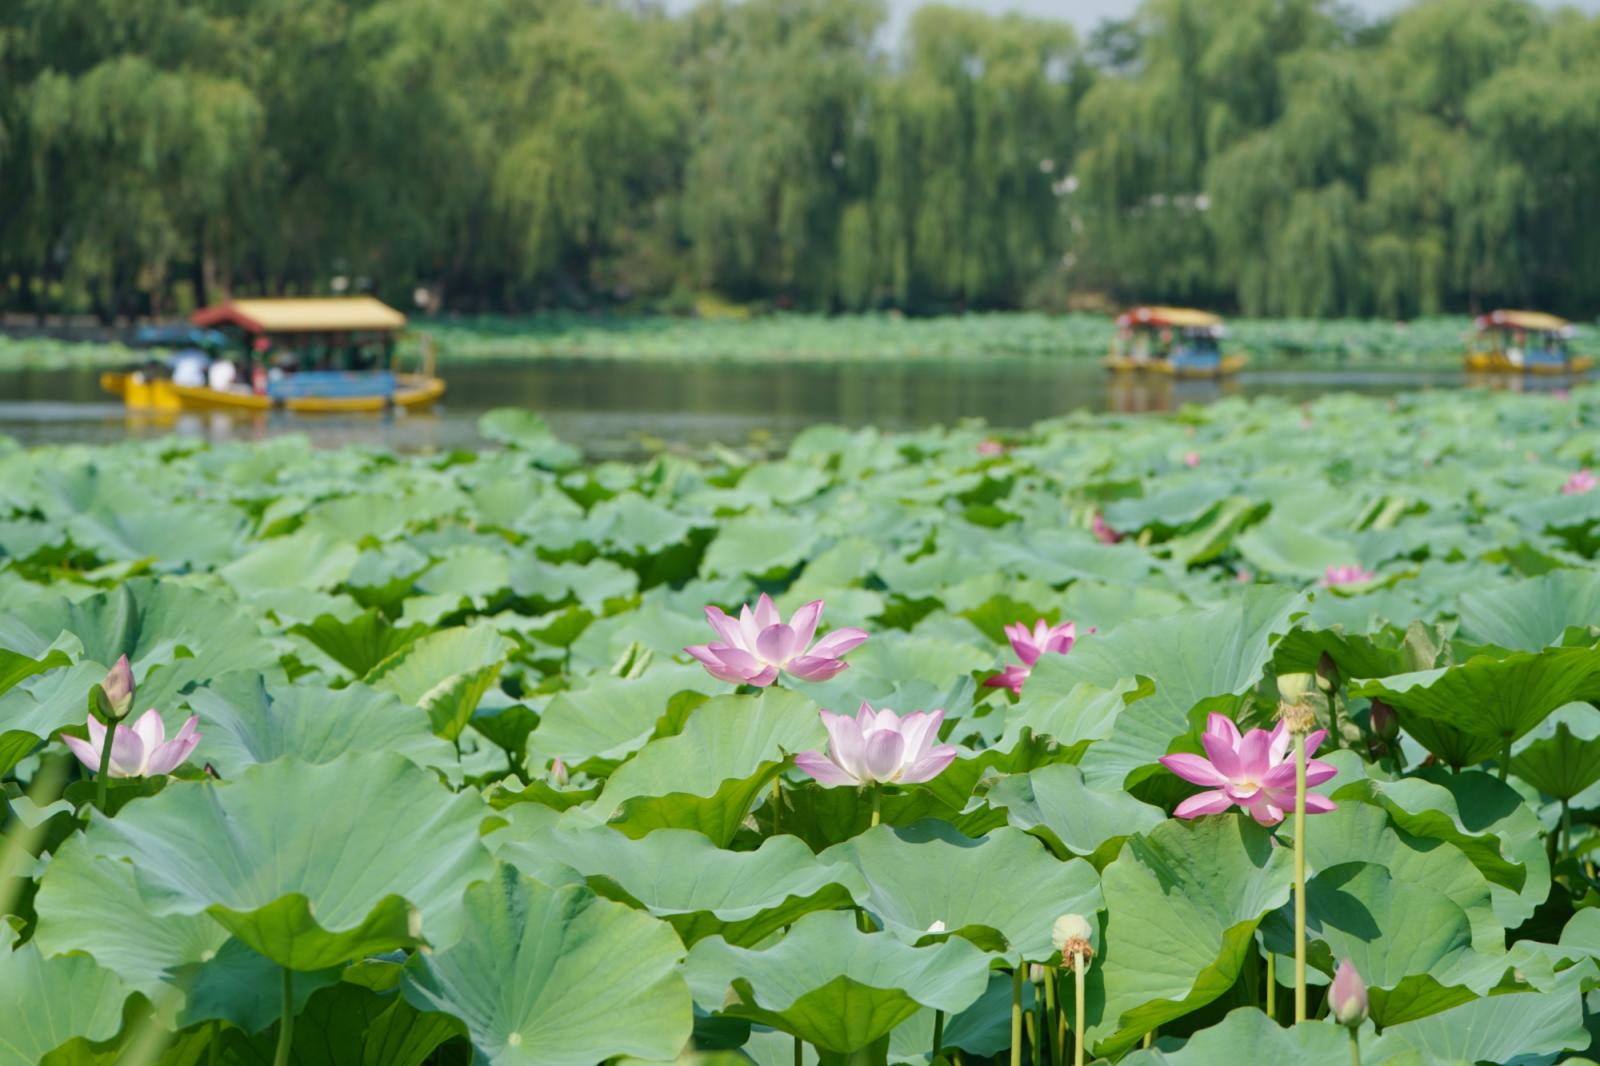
[4,0,1600,318]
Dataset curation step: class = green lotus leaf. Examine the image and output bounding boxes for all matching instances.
[0,937,128,1066]
[494,823,864,946]
[1513,717,1600,801]
[75,753,494,971]
[986,762,1166,861]
[288,608,429,678]
[527,663,718,766]
[1091,816,1293,1057]
[701,515,820,578]
[206,981,462,1066]
[218,529,361,594]
[1115,1007,1356,1065]
[478,409,582,469]
[1351,644,1600,747]
[1367,967,1590,1065]
[888,973,1039,1060]
[1457,569,1600,652]
[1036,587,1300,790]
[415,544,514,602]
[1234,516,1359,579]
[363,623,513,742]
[0,644,70,696]
[403,865,691,1065]
[594,688,825,846]
[0,660,104,775]
[821,822,1101,959]
[683,910,992,1055]
[183,673,457,778]
[66,499,245,569]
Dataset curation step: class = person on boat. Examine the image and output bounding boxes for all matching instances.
[208,358,239,392]
[172,351,209,387]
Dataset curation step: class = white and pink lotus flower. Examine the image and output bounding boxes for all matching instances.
[686,594,868,686]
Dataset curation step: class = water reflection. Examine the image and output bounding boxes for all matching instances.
[0,359,1585,457]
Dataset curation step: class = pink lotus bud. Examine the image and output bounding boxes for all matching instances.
[1369,700,1398,741]
[100,655,135,721]
[977,439,1006,457]
[1315,651,1340,692]
[1183,451,1200,468]
[1330,960,1368,1028]
[550,757,568,786]
[1562,469,1596,496]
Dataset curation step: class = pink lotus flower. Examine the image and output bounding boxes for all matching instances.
[1323,565,1376,588]
[1330,960,1369,1028]
[1235,568,1253,584]
[1091,513,1122,545]
[1159,713,1337,826]
[977,439,1006,457]
[793,703,958,787]
[686,594,867,687]
[63,709,201,779]
[984,619,1079,694]
[1183,451,1201,468]
[1562,469,1596,495]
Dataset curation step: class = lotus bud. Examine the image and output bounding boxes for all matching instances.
[1028,962,1049,983]
[1051,913,1095,966]
[549,757,568,787]
[1278,699,1318,737]
[1315,651,1340,693]
[1277,672,1315,704]
[99,655,135,721]
[926,920,946,933]
[1369,700,1398,741]
[1329,960,1368,1028]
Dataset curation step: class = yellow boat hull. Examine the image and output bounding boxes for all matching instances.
[1103,353,1248,378]
[102,373,446,413]
[1463,352,1594,375]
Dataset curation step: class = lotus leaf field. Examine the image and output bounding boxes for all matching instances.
[5,388,1600,1065]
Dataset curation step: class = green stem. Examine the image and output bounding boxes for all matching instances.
[772,776,782,836]
[1044,968,1062,1065]
[932,1010,945,1063]
[1294,732,1308,1024]
[95,718,117,812]
[794,1034,802,1066]
[1011,964,1024,1066]
[1266,950,1276,1020]
[209,1020,221,1066]
[1499,734,1511,782]
[870,784,881,828]
[1074,955,1086,1066]
[273,967,294,1066]
[1031,977,1044,1066]
[1348,1027,1361,1066]
[1561,799,1573,864]
[1023,1010,1039,1066]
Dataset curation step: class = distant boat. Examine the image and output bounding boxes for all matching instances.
[1465,310,1593,375]
[101,296,445,413]
[1104,306,1247,378]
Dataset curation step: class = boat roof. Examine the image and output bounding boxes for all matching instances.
[1477,309,1569,332]
[192,297,407,334]
[1116,306,1224,329]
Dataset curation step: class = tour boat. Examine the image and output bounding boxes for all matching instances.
[1464,309,1593,375]
[1104,306,1247,378]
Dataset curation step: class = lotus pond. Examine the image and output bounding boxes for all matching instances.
[3,388,1600,1065]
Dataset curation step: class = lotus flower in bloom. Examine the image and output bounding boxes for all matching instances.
[1159,713,1337,825]
[984,619,1079,694]
[793,703,958,787]
[1183,450,1201,468]
[1323,564,1376,587]
[64,709,201,779]
[1330,960,1369,1028]
[686,594,867,686]
[1562,469,1596,495]
[977,438,1006,457]
[1091,512,1122,545]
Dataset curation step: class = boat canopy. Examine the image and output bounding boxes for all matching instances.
[192,297,407,335]
[1116,306,1224,330]
[1476,309,1569,334]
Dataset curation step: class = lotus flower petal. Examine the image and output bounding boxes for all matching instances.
[1163,715,1339,825]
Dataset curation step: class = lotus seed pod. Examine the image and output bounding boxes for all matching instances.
[1329,960,1369,1028]
[1278,699,1318,736]
[1277,672,1315,704]
[1369,699,1398,741]
[1051,913,1093,951]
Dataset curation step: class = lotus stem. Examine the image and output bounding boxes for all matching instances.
[1294,732,1308,1023]
[1348,1027,1361,1066]
[1266,950,1276,1019]
[793,1034,802,1066]
[932,1010,945,1063]
[1032,982,1044,1066]
[1142,1031,1153,1049]
[870,784,881,828]
[1561,799,1572,863]
[95,719,116,812]
[1073,954,1086,1066]
[1044,967,1062,1064]
[273,967,294,1066]
[1011,963,1024,1066]
[1024,1010,1039,1066]
[1499,734,1511,782]
[772,776,782,835]
[209,1021,221,1066]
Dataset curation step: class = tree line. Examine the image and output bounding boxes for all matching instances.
[3,0,1598,321]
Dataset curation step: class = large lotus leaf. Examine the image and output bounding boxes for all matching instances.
[985,762,1166,861]
[1458,569,1600,652]
[207,981,462,1066]
[793,635,991,713]
[1289,802,1502,954]
[495,822,863,946]
[416,544,514,601]
[701,515,820,578]
[364,623,512,742]
[594,688,826,846]
[1514,716,1600,801]
[183,672,456,778]
[1351,644,1600,745]
[0,660,103,776]
[1233,516,1359,579]
[0,937,128,1066]
[288,608,429,678]
[1091,816,1293,1058]
[478,409,582,469]
[32,836,339,1032]
[1038,587,1301,790]
[76,753,494,970]
[682,910,992,1055]
[0,644,70,696]
[820,822,1101,960]
[67,499,245,569]
[1367,967,1590,1065]
[218,529,361,594]
[1115,1007,1355,1066]
[527,663,718,766]
[403,865,690,1066]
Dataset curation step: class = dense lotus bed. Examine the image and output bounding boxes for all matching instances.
[2,389,1600,1064]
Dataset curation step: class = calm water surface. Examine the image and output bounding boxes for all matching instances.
[0,360,1576,458]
